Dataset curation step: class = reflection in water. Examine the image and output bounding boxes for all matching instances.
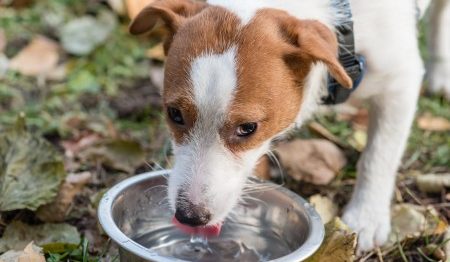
[133,222,291,261]
[119,180,307,261]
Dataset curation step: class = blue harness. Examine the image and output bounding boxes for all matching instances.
[322,0,367,105]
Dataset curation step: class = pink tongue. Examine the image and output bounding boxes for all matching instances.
[172,217,222,237]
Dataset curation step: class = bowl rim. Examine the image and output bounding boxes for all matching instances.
[98,170,324,262]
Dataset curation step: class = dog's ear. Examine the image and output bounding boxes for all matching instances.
[279,16,352,89]
[129,0,207,51]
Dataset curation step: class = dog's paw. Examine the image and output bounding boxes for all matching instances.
[428,61,450,99]
[342,203,391,253]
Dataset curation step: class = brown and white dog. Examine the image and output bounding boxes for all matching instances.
[130,0,450,252]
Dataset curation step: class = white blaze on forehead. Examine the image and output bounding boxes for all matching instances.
[190,46,238,121]
[167,47,241,219]
[207,0,338,28]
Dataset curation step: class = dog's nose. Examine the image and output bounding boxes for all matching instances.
[175,201,211,226]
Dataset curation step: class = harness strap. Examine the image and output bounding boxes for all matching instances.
[322,0,366,105]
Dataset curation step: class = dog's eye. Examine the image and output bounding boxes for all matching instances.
[236,122,257,137]
[167,107,184,125]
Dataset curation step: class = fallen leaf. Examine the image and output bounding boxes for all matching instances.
[416,173,450,193]
[60,10,117,55]
[309,195,338,224]
[417,113,450,132]
[46,63,67,81]
[0,115,66,211]
[420,243,446,261]
[9,36,59,76]
[36,172,92,222]
[386,204,448,246]
[126,0,155,19]
[0,242,45,262]
[348,129,367,152]
[0,29,5,52]
[146,42,165,61]
[2,0,33,8]
[274,139,347,185]
[61,133,102,158]
[350,108,369,131]
[79,139,146,173]
[107,0,126,15]
[305,218,357,262]
[0,221,80,253]
[0,53,8,76]
[67,70,100,93]
[149,63,165,92]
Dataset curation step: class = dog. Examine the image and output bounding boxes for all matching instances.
[129,0,450,252]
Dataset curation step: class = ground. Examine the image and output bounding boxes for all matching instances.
[0,1,449,261]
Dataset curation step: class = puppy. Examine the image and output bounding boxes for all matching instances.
[130,0,449,252]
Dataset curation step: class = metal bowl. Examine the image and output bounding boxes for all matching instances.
[98,170,324,261]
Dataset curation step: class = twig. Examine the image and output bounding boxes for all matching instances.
[376,247,384,262]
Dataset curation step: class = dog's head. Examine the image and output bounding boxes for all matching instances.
[130,0,351,231]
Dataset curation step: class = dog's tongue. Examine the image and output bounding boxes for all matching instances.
[172,217,222,237]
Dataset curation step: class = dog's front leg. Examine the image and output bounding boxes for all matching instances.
[342,72,423,252]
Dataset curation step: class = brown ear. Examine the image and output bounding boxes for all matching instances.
[129,0,206,34]
[280,17,352,89]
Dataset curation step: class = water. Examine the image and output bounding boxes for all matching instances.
[132,221,293,261]
[121,181,309,261]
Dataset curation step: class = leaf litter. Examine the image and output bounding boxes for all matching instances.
[0,116,66,212]
[0,242,45,262]
[0,221,80,253]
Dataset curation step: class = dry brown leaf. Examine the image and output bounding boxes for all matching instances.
[309,195,338,224]
[36,172,92,222]
[274,139,347,185]
[420,244,446,261]
[417,113,450,132]
[9,36,59,77]
[107,0,126,15]
[2,0,33,8]
[305,218,357,262]
[149,63,165,91]
[146,42,165,61]
[416,173,450,193]
[126,0,155,19]
[61,133,102,158]
[0,242,45,262]
[386,204,448,246]
[46,63,67,81]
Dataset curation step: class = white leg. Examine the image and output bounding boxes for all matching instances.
[427,0,450,98]
[342,72,423,252]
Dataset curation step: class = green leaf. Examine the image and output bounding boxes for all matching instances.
[0,221,80,253]
[60,10,117,56]
[0,116,66,211]
[67,70,100,94]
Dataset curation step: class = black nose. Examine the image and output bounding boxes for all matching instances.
[175,200,211,227]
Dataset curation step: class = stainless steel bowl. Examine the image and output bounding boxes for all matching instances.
[98,170,324,262]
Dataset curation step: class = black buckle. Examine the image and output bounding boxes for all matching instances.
[322,54,366,105]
